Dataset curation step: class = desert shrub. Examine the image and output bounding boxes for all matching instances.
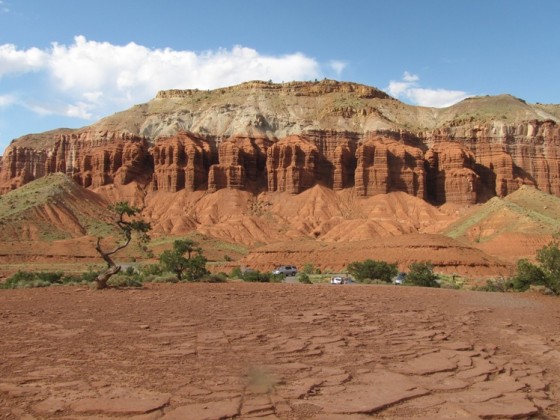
[149,273,179,283]
[347,259,397,282]
[107,273,143,288]
[475,278,512,292]
[2,271,64,289]
[511,259,547,291]
[270,273,285,283]
[230,267,243,279]
[302,264,315,274]
[124,266,136,276]
[407,262,440,288]
[510,239,560,295]
[224,255,232,262]
[535,240,560,294]
[140,263,164,277]
[61,273,95,285]
[242,270,271,282]
[202,273,228,283]
[298,272,312,284]
[360,278,388,285]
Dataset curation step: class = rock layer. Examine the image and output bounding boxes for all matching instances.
[0,132,150,193]
[1,81,559,204]
[266,135,320,194]
[150,132,211,192]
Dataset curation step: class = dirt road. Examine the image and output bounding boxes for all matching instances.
[0,283,559,419]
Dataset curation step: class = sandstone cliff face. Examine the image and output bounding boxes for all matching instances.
[150,132,211,192]
[426,119,560,202]
[1,81,559,205]
[425,142,478,205]
[0,132,149,193]
[266,136,320,194]
[208,136,271,192]
[355,137,424,198]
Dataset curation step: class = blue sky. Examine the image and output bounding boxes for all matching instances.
[1,0,559,153]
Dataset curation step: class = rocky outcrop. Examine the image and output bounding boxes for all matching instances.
[266,136,320,194]
[0,132,150,193]
[208,136,271,192]
[150,132,211,192]
[1,81,560,205]
[425,142,479,205]
[355,137,424,198]
[0,147,48,192]
[157,79,391,100]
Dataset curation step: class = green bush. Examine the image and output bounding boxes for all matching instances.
[140,263,164,276]
[242,270,271,282]
[298,272,312,284]
[230,267,243,279]
[475,278,512,292]
[107,273,143,288]
[2,271,64,289]
[511,239,560,295]
[145,273,179,283]
[347,259,398,282]
[202,273,228,283]
[512,259,547,291]
[406,262,440,288]
[302,264,315,274]
[159,239,209,281]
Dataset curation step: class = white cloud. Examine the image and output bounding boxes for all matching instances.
[329,60,347,76]
[386,71,470,108]
[402,71,419,82]
[65,102,94,119]
[0,36,333,120]
[0,94,16,107]
[46,36,321,105]
[0,44,48,77]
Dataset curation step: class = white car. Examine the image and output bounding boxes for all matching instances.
[331,276,343,284]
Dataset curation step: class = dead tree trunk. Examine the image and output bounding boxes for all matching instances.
[94,236,130,289]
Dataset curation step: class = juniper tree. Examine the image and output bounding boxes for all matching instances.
[94,202,151,289]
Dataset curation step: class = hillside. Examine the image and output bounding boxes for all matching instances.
[0,80,559,277]
[443,185,560,261]
[0,173,114,242]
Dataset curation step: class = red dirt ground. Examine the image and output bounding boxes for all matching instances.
[1,282,559,419]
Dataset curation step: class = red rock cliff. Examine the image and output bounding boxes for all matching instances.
[208,136,271,192]
[1,81,559,205]
[150,132,211,192]
[266,136,320,194]
[0,131,149,193]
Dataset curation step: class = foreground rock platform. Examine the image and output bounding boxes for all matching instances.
[0,283,558,418]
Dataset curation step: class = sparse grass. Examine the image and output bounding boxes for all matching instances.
[0,173,117,242]
[445,189,560,242]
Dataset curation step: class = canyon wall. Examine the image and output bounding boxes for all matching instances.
[0,132,150,193]
[1,121,559,205]
[1,78,559,204]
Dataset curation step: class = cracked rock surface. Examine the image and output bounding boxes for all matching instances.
[0,283,558,419]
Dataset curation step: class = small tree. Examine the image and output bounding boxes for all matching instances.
[536,239,560,294]
[160,239,208,281]
[347,259,397,282]
[94,202,151,289]
[512,238,560,294]
[407,261,440,288]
